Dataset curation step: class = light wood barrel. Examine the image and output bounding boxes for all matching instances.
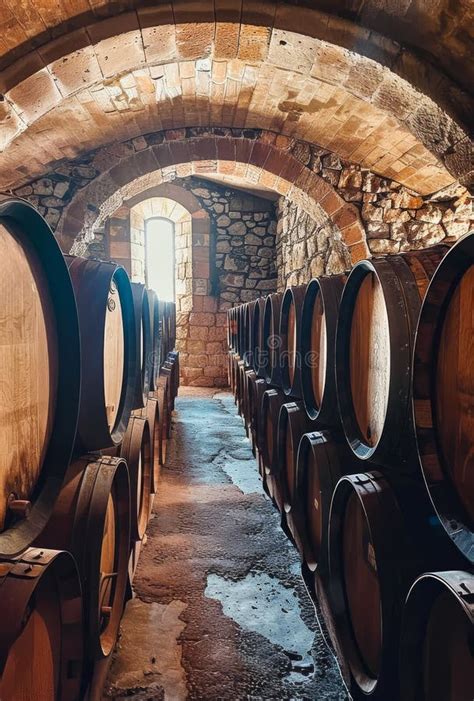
[134,398,161,493]
[65,256,136,452]
[399,570,474,701]
[36,456,130,660]
[148,289,161,391]
[280,285,306,398]
[251,297,266,378]
[292,431,358,575]
[329,471,417,700]
[0,198,80,557]
[413,233,474,565]
[260,389,287,496]
[335,248,447,466]
[273,402,315,514]
[263,293,283,386]
[300,275,345,424]
[131,283,152,410]
[120,417,152,541]
[0,548,83,701]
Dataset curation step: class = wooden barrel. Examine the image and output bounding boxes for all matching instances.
[329,471,418,700]
[0,198,81,557]
[300,275,345,423]
[399,570,474,701]
[159,301,171,362]
[130,283,152,410]
[247,375,267,457]
[65,255,136,452]
[260,389,287,494]
[251,297,266,378]
[150,375,170,465]
[243,368,257,440]
[335,248,447,466]
[36,455,130,660]
[120,417,152,541]
[235,360,246,417]
[134,398,161,493]
[148,289,161,391]
[262,293,283,386]
[412,233,474,565]
[166,350,180,404]
[272,402,315,514]
[280,285,306,398]
[0,547,83,701]
[243,300,257,368]
[235,303,246,361]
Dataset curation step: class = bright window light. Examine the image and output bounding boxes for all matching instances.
[145,218,175,301]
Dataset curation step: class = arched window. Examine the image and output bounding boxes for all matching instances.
[145,217,175,301]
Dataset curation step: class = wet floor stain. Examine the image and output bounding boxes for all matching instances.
[205,572,315,680]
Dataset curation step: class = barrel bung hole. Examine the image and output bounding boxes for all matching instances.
[423,591,474,701]
[435,264,474,522]
[342,491,382,678]
[349,272,390,448]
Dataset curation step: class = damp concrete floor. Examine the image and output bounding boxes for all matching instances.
[105,388,348,701]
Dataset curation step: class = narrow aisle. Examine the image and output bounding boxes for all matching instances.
[105,388,347,700]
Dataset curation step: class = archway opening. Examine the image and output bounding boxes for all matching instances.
[145,217,176,302]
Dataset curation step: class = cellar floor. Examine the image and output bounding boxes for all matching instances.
[104,388,348,700]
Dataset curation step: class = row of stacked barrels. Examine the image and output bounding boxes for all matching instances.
[0,198,179,700]
[227,232,473,701]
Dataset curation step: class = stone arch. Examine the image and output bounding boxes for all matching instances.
[0,6,471,191]
[57,131,369,266]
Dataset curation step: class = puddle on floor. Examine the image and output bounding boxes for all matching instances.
[205,572,315,681]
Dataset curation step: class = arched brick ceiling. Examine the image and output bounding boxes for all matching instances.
[0,5,471,194]
[0,0,472,96]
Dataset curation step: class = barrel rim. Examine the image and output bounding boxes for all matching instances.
[131,282,153,409]
[279,285,306,398]
[120,415,152,541]
[252,297,266,378]
[412,232,474,564]
[0,199,81,557]
[262,293,282,385]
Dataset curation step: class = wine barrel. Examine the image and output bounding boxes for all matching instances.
[120,417,152,541]
[0,198,80,557]
[166,350,180,405]
[236,303,246,361]
[0,548,83,701]
[37,455,130,660]
[148,289,161,391]
[413,233,474,565]
[243,368,257,440]
[130,283,152,410]
[300,275,345,423]
[292,431,359,577]
[65,256,136,451]
[329,471,419,700]
[280,285,306,398]
[272,402,315,515]
[134,398,161,493]
[150,375,170,465]
[260,389,287,495]
[243,300,257,368]
[399,570,474,701]
[235,359,246,418]
[263,293,283,386]
[159,301,171,362]
[335,248,447,466]
[247,376,267,457]
[251,297,266,378]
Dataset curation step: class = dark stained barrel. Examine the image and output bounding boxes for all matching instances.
[0,548,83,701]
[243,300,257,368]
[235,359,246,417]
[329,471,419,700]
[335,248,447,466]
[399,570,474,701]
[166,350,180,406]
[66,255,136,452]
[260,389,287,497]
[150,374,170,465]
[242,368,257,441]
[263,293,283,386]
[413,233,474,565]
[292,431,359,576]
[120,416,152,541]
[272,402,315,514]
[0,198,80,557]
[148,289,161,391]
[300,275,345,424]
[37,456,130,660]
[247,375,267,457]
[237,303,247,361]
[280,285,306,398]
[134,398,161,493]
[251,297,266,378]
[130,283,152,410]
